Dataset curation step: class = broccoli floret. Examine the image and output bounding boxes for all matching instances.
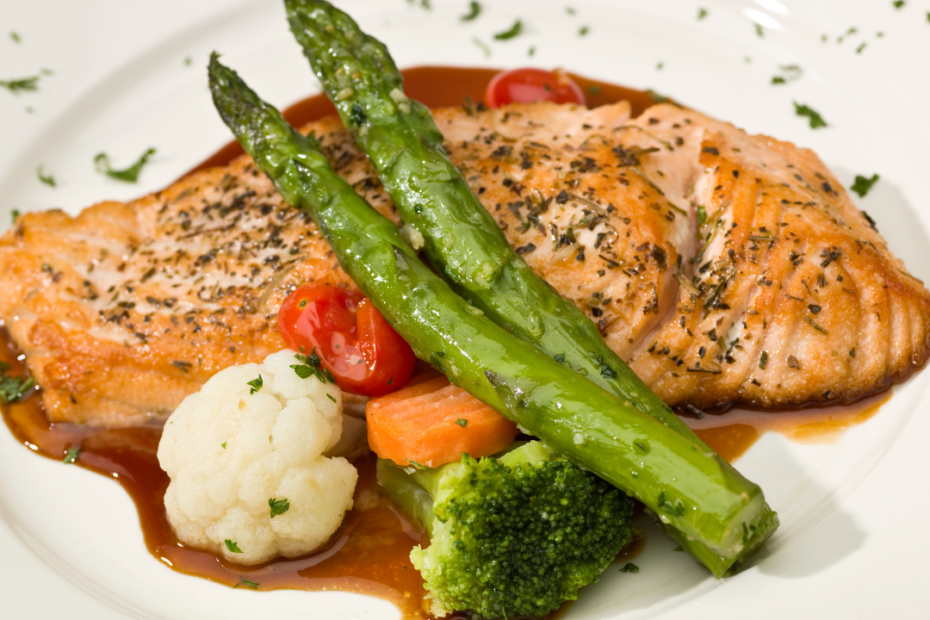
[377,442,635,619]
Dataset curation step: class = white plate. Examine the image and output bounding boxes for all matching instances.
[1,0,929,617]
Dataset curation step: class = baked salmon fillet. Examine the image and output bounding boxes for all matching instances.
[2,100,928,425]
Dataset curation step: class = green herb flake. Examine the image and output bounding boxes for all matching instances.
[36,166,56,187]
[893,0,905,8]
[856,42,866,54]
[63,446,81,464]
[221,442,227,449]
[234,576,259,589]
[646,88,669,103]
[587,85,601,95]
[247,374,263,395]
[771,76,786,84]
[619,562,639,573]
[850,173,879,198]
[10,32,21,43]
[566,6,576,15]
[493,19,523,41]
[473,37,491,57]
[673,545,684,552]
[11,209,21,223]
[0,76,40,95]
[326,393,337,403]
[698,7,708,20]
[759,351,768,370]
[94,147,156,183]
[184,56,192,66]
[224,539,243,553]
[461,1,481,21]
[0,363,35,404]
[268,497,290,518]
[755,23,764,37]
[578,25,590,36]
[657,491,686,517]
[406,459,428,470]
[291,350,334,384]
[455,418,468,428]
[793,102,828,129]
[696,205,707,227]
[528,46,536,57]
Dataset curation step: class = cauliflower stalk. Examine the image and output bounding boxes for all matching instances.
[157,350,358,565]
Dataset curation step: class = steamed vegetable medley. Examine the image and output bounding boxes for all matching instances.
[157,0,779,617]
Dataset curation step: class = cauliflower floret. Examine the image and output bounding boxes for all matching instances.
[157,350,358,565]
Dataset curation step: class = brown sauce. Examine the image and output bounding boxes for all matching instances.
[688,392,890,461]
[0,66,889,619]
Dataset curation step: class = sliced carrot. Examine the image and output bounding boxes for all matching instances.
[366,370,519,468]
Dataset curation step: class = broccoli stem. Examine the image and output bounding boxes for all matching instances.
[209,55,768,562]
[283,0,777,575]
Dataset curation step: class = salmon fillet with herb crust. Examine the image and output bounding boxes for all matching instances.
[1,100,928,426]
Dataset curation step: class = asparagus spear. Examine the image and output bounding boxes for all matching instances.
[210,55,765,563]
[283,0,777,574]
[208,55,769,561]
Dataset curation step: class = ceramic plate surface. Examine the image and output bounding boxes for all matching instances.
[1,0,929,617]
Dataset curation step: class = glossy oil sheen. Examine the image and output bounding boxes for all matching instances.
[0,66,885,620]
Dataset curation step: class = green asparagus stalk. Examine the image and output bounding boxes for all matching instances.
[283,0,777,574]
[208,55,769,562]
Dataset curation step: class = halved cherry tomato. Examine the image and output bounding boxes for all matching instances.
[484,67,586,108]
[278,283,416,397]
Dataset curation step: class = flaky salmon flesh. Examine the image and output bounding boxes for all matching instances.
[2,101,928,426]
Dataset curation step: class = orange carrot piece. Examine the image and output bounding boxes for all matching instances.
[366,371,519,468]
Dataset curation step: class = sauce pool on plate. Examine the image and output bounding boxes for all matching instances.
[0,66,889,620]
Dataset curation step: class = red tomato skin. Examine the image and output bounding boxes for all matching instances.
[485,68,586,108]
[277,284,416,397]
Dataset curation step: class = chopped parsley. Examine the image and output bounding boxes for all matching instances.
[646,88,669,103]
[406,0,432,9]
[460,1,481,21]
[893,0,905,8]
[850,173,879,198]
[184,56,192,66]
[221,442,227,449]
[11,209,20,223]
[771,64,802,85]
[268,497,290,518]
[856,42,866,54]
[656,61,664,70]
[587,85,601,95]
[578,25,590,36]
[234,576,259,589]
[62,446,81,464]
[94,147,156,183]
[224,539,243,553]
[759,351,769,370]
[326,393,337,402]
[696,205,707,227]
[455,418,468,428]
[247,374,263,395]
[566,6,576,15]
[528,45,536,57]
[36,166,56,187]
[0,76,40,95]
[472,37,490,57]
[0,363,34,404]
[291,350,334,384]
[493,19,523,41]
[793,102,827,129]
[657,492,685,517]
[619,562,639,573]
[10,32,20,43]
[755,23,764,37]
[697,7,708,20]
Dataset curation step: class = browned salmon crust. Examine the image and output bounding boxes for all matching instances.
[1,101,927,425]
